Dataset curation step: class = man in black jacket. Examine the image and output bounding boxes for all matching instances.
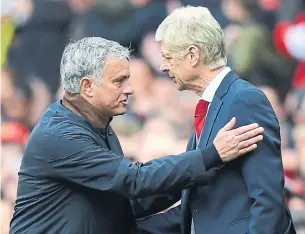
[10,37,263,234]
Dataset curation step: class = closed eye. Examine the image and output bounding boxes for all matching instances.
[113,75,130,83]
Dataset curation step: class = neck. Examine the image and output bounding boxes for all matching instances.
[191,66,226,96]
[62,92,110,128]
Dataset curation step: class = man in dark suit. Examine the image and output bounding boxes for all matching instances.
[143,5,296,234]
[9,37,264,234]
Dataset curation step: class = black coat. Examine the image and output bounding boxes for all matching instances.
[10,101,221,234]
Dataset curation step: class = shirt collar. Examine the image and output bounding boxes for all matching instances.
[201,67,231,102]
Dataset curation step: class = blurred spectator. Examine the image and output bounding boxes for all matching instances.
[286,89,305,125]
[1,69,15,105]
[180,0,229,27]
[26,77,53,128]
[68,0,167,73]
[1,69,33,126]
[276,0,305,22]
[1,1,15,67]
[222,0,296,102]
[1,122,30,147]
[287,123,305,233]
[274,12,305,89]
[1,200,14,234]
[8,0,72,96]
[134,117,178,162]
[129,59,155,98]
[1,122,29,234]
[67,0,95,14]
[259,86,294,147]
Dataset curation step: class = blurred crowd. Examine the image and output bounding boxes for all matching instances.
[1,0,305,233]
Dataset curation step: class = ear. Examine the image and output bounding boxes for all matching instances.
[187,45,200,67]
[80,77,94,97]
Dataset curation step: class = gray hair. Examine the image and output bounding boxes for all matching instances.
[60,37,131,93]
[155,6,227,70]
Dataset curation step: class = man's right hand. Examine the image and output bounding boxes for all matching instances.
[213,117,264,162]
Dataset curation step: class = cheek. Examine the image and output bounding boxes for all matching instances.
[104,88,122,107]
[170,63,180,74]
[93,84,117,105]
[173,63,186,77]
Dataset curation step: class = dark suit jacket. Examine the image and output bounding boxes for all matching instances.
[137,71,296,234]
[181,71,296,234]
[9,100,221,234]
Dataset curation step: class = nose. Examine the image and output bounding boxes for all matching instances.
[159,62,168,73]
[123,80,134,95]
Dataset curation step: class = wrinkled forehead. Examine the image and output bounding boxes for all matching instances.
[160,43,172,57]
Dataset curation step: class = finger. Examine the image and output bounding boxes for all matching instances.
[238,144,257,156]
[238,135,263,149]
[238,127,264,142]
[233,123,260,136]
[222,117,236,131]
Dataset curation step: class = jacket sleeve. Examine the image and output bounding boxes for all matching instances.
[45,123,222,199]
[132,134,196,218]
[131,191,181,218]
[136,205,181,234]
[229,89,289,234]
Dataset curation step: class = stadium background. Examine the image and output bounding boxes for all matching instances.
[1,0,305,233]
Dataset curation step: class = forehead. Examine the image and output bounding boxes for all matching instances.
[160,43,172,56]
[104,56,130,78]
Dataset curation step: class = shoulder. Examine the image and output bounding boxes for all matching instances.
[25,114,98,163]
[37,114,85,138]
[31,103,96,145]
[226,79,277,117]
[228,79,267,103]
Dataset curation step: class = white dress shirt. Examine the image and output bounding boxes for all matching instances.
[201,67,232,103]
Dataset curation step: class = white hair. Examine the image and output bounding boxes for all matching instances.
[60,37,131,93]
[155,6,227,70]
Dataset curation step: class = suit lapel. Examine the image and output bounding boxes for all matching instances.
[198,70,239,148]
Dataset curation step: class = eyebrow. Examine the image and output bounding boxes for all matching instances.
[114,75,130,81]
[161,53,171,57]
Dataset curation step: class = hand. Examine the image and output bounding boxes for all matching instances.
[213,117,264,162]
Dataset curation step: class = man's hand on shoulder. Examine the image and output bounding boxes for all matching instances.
[213,117,264,162]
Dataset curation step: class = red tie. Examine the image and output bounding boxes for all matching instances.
[194,99,209,139]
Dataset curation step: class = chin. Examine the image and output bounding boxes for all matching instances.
[113,107,128,116]
[177,84,185,91]
[117,111,127,116]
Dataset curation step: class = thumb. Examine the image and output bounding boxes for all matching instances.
[223,117,236,131]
